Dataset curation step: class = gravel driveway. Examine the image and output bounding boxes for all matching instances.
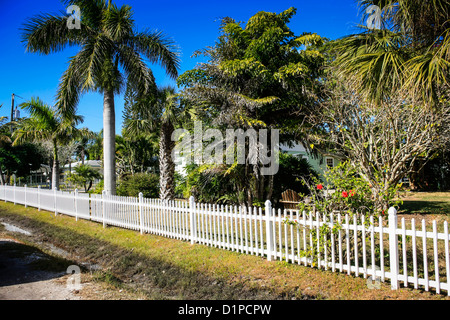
[0,236,81,300]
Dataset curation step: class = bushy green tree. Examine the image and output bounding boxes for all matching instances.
[0,143,46,183]
[272,153,318,204]
[116,173,159,198]
[12,97,85,190]
[178,163,241,205]
[66,164,102,192]
[178,7,327,206]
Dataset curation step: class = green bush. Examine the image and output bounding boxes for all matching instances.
[89,179,104,194]
[272,152,319,203]
[116,173,159,198]
[66,164,102,192]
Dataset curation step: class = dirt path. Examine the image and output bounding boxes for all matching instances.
[0,222,142,300]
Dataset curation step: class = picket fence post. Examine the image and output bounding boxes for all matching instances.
[13,183,16,205]
[138,192,143,235]
[24,184,27,208]
[74,189,78,221]
[388,207,400,290]
[54,187,58,216]
[102,190,107,228]
[189,196,196,245]
[265,200,274,261]
[37,185,41,211]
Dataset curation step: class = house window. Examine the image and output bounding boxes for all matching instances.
[325,157,334,169]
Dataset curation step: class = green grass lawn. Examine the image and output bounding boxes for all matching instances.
[0,201,449,300]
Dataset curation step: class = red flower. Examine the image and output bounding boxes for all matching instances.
[349,190,355,197]
[342,191,348,198]
[317,184,323,190]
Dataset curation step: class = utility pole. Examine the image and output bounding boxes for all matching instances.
[10,93,23,133]
[10,93,14,134]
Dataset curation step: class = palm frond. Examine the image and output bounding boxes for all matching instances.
[61,0,107,29]
[18,97,58,130]
[21,12,92,54]
[126,29,181,79]
[55,36,111,118]
[102,3,134,41]
[116,43,156,96]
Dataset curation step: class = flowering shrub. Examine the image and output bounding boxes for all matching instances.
[296,161,402,218]
[284,161,403,266]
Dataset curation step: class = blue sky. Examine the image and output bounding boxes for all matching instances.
[0,0,362,133]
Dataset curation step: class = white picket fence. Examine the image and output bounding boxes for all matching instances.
[0,184,449,296]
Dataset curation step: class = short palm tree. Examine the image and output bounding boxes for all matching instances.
[86,130,103,161]
[124,86,185,201]
[66,164,102,192]
[21,0,180,195]
[158,87,180,201]
[12,97,85,190]
[74,127,95,165]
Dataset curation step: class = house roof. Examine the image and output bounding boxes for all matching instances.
[63,160,102,169]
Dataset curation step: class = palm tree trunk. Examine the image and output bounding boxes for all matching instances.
[81,149,85,165]
[103,89,116,195]
[159,120,175,201]
[0,166,5,185]
[52,141,60,190]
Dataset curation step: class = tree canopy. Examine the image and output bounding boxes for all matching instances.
[177,7,328,205]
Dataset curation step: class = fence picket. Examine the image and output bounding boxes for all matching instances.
[422,219,429,291]
[252,207,257,256]
[412,218,419,289]
[370,215,376,282]
[286,209,289,262]
[317,212,321,268]
[330,213,335,272]
[379,216,385,282]
[354,215,358,277]
[402,218,408,287]
[346,214,350,275]
[303,211,307,267]
[259,207,264,258]
[338,214,343,272]
[295,211,300,265]
[291,211,295,264]
[444,221,449,296]
[433,221,440,294]
[244,207,249,254]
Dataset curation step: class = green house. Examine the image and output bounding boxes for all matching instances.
[280,142,341,182]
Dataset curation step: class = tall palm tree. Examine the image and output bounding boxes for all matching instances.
[12,97,85,190]
[21,0,180,195]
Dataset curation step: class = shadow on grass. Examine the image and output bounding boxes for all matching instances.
[398,200,450,215]
[0,209,314,300]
